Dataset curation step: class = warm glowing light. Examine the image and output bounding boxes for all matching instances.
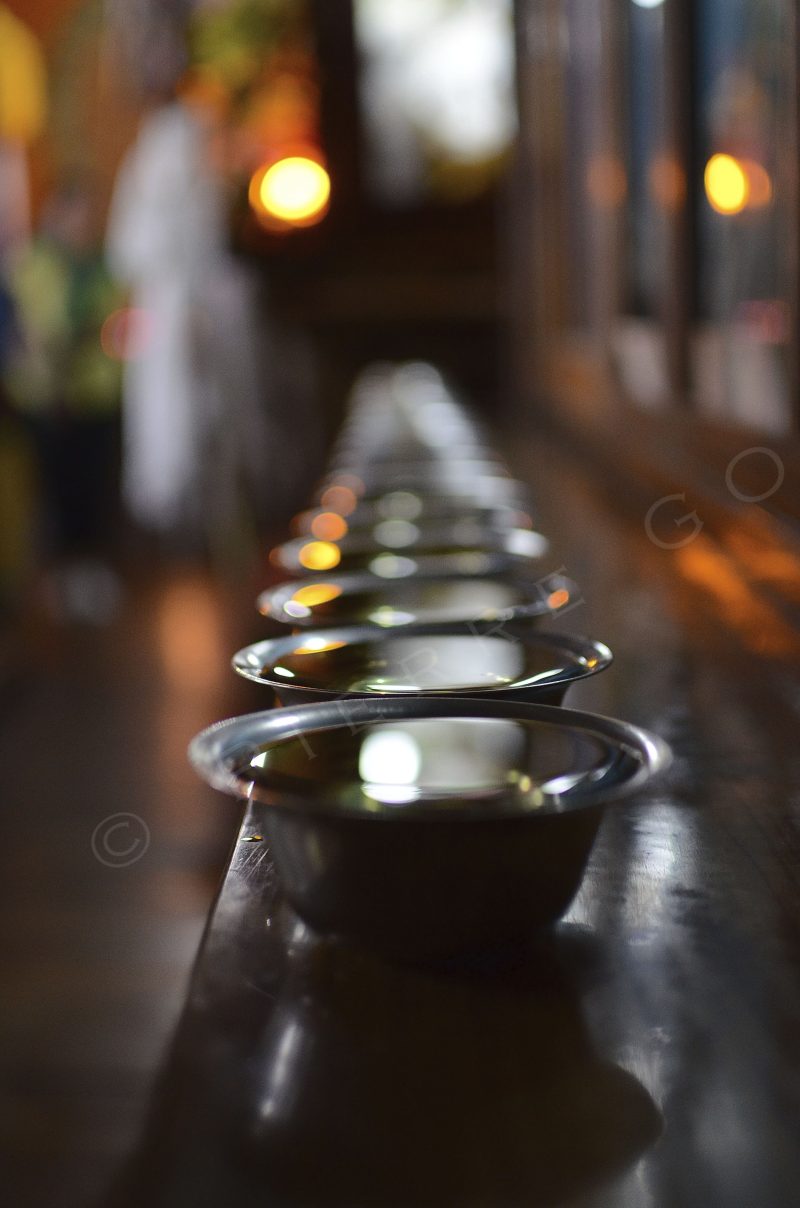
[249,156,330,227]
[298,541,341,571]
[157,578,226,692]
[743,159,772,209]
[676,540,800,657]
[294,638,347,655]
[547,589,570,611]
[291,583,343,608]
[704,154,749,215]
[320,486,358,515]
[0,7,47,143]
[311,511,348,540]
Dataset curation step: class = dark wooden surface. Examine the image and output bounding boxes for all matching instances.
[102,439,800,1207]
[0,571,267,1208]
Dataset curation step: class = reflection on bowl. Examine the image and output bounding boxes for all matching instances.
[232,621,611,706]
[292,498,536,537]
[317,471,530,510]
[189,697,670,961]
[257,567,577,630]
[246,929,662,1206]
[270,527,549,576]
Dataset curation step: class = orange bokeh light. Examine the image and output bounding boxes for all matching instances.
[249,154,330,228]
[297,541,341,571]
[291,583,343,608]
[547,589,571,611]
[320,485,358,515]
[742,159,772,209]
[311,511,348,541]
[704,153,749,215]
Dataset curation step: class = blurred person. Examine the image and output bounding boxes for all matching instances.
[106,90,269,562]
[3,180,124,623]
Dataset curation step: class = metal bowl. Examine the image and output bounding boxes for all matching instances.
[189,697,670,961]
[257,567,579,629]
[270,528,549,577]
[316,471,531,510]
[232,620,611,706]
[292,500,536,538]
[323,451,502,478]
[282,519,546,561]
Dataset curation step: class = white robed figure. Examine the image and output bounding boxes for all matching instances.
[107,99,268,549]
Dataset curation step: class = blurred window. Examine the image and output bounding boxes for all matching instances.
[692,0,793,432]
[614,0,671,407]
[354,0,517,205]
[624,0,668,321]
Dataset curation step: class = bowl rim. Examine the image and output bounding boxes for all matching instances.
[293,500,536,535]
[270,548,547,580]
[270,527,550,573]
[188,697,671,821]
[314,473,531,508]
[256,568,579,628]
[231,621,612,698]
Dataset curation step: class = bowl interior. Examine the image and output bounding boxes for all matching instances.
[190,702,667,820]
[258,572,576,628]
[272,530,549,576]
[294,500,534,535]
[235,627,606,696]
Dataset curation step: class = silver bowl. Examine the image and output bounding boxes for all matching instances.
[232,620,611,706]
[279,520,546,561]
[291,500,536,537]
[270,527,549,576]
[189,697,670,961]
[256,567,579,629]
[316,471,531,510]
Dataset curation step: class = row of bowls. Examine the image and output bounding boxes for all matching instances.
[190,363,670,962]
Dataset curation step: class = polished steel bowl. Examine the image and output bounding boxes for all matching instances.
[292,500,536,537]
[232,620,611,706]
[189,697,670,961]
[257,567,579,629]
[316,471,531,510]
[270,527,549,577]
[282,519,545,561]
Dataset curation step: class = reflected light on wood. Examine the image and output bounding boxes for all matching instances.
[156,578,227,692]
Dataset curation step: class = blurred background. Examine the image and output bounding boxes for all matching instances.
[1,1,799,1204]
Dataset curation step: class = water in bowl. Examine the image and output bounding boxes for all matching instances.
[269,576,555,627]
[257,632,593,694]
[236,716,617,816]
